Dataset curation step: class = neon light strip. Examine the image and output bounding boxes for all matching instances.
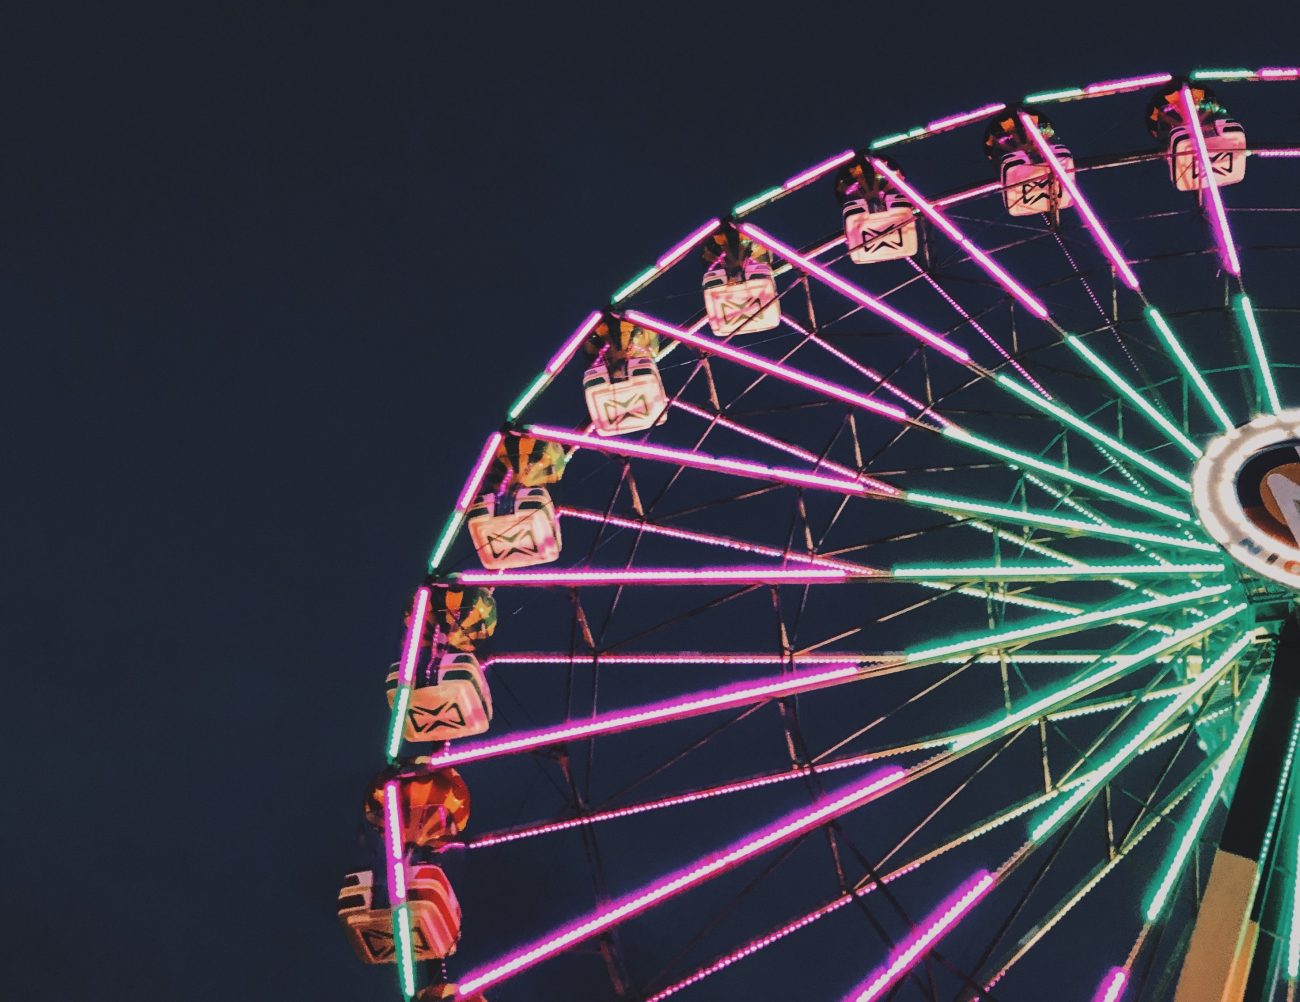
[927,103,1006,132]
[624,309,911,422]
[733,185,784,216]
[1180,85,1241,276]
[1191,68,1255,81]
[453,566,857,587]
[1238,295,1281,413]
[1029,630,1251,841]
[783,150,856,190]
[738,224,971,363]
[942,426,1193,521]
[1092,968,1129,1002]
[1144,308,1235,433]
[457,767,907,995]
[506,310,605,422]
[1145,677,1270,919]
[892,562,1223,580]
[904,490,1218,552]
[672,399,863,478]
[523,424,889,496]
[656,219,722,270]
[1085,72,1172,96]
[427,509,466,572]
[383,781,416,999]
[612,264,662,304]
[1018,113,1140,290]
[557,505,872,573]
[1289,829,1300,978]
[386,587,432,759]
[947,602,1243,751]
[1256,148,1300,158]
[1024,86,1086,103]
[455,431,506,512]
[1062,334,1201,457]
[910,584,1231,665]
[423,664,866,770]
[870,159,1048,318]
[994,373,1190,491]
[846,870,996,1002]
[394,903,416,999]
[484,652,1102,667]
[1260,67,1300,79]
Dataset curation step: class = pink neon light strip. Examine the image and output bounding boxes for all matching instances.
[484,652,898,666]
[463,739,914,850]
[739,224,971,363]
[935,181,1002,207]
[423,663,864,770]
[927,102,1006,133]
[396,587,431,687]
[656,218,722,270]
[904,259,1049,397]
[455,566,858,587]
[1085,72,1171,96]
[846,870,996,1002]
[544,311,602,376]
[1018,113,1142,290]
[457,767,907,995]
[557,505,874,573]
[455,430,505,512]
[1092,968,1129,1002]
[784,150,856,190]
[523,424,885,496]
[871,160,1048,318]
[383,780,407,902]
[778,315,944,421]
[1259,67,1300,79]
[672,399,864,477]
[1180,85,1241,276]
[1255,148,1300,158]
[624,309,910,422]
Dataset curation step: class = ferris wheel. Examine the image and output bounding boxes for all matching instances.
[339,67,1300,1001]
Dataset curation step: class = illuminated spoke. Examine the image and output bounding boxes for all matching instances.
[1180,84,1241,276]
[1144,308,1235,432]
[1237,295,1282,413]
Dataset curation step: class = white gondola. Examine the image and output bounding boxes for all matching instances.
[1168,118,1247,191]
[583,351,668,437]
[1000,146,1075,216]
[386,653,493,741]
[467,486,562,569]
[702,258,781,335]
[337,866,462,964]
[843,195,917,263]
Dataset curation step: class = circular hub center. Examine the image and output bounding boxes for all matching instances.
[1193,410,1300,589]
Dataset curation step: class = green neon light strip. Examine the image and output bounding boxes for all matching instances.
[912,579,1079,615]
[733,186,784,216]
[905,491,1219,552]
[1145,676,1270,920]
[1238,295,1282,413]
[394,903,417,998]
[995,374,1191,492]
[1030,631,1251,842]
[611,264,662,304]
[1063,334,1201,457]
[1145,308,1235,433]
[869,133,911,150]
[948,603,1244,752]
[385,685,411,761]
[508,371,552,421]
[943,426,1193,521]
[892,562,1225,581]
[908,583,1232,664]
[427,509,467,573]
[1191,69,1255,80]
[1024,86,1085,103]
[1290,825,1300,978]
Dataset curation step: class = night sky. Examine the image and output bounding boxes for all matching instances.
[7,4,1300,1000]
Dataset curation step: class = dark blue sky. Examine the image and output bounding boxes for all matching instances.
[6,3,1300,1000]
